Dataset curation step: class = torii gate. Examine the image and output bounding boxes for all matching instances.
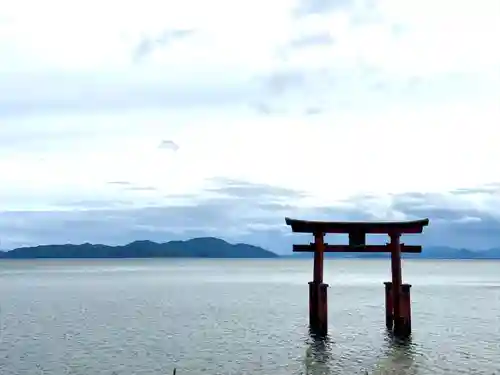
[285,217,429,337]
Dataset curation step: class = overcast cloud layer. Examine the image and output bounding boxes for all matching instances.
[1,0,499,252]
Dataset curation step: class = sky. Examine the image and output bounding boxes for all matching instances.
[0,0,499,252]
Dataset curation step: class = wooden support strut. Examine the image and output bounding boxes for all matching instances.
[389,233,407,336]
[384,281,393,330]
[309,232,328,336]
[313,232,324,284]
[401,284,412,334]
[293,244,422,253]
[384,282,412,335]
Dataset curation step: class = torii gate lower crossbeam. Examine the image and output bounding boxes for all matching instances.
[285,217,429,337]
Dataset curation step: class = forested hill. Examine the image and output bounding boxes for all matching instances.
[0,237,278,259]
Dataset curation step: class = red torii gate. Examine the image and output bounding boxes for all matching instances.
[285,217,429,337]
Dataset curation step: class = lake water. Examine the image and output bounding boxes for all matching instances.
[0,259,499,375]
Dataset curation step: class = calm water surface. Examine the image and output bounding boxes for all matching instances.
[0,259,499,374]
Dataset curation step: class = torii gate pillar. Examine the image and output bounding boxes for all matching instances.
[308,232,328,335]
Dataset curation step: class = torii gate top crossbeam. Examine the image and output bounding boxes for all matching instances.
[285,217,429,234]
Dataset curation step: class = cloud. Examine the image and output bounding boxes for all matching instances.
[304,107,323,116]
[132,29,195,62]
[108,181,158,192]
[0,179,306,250]
[124,186,158,192]
[260,70,307,95]
[158,140,180,151]
[293,0,354,17]
[288,33,335,49]
[254,68,334,114]
[356,188,500,249]
[0,71,255,117]
[249,102,274,115]
[206,177,307,200]
[107,181,132,186]
[0,0,499,253]
[1,178,499,252]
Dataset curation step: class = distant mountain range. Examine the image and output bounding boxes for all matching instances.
[0,237,278,259]
[288,246,500,260]
[0,239,499,259]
